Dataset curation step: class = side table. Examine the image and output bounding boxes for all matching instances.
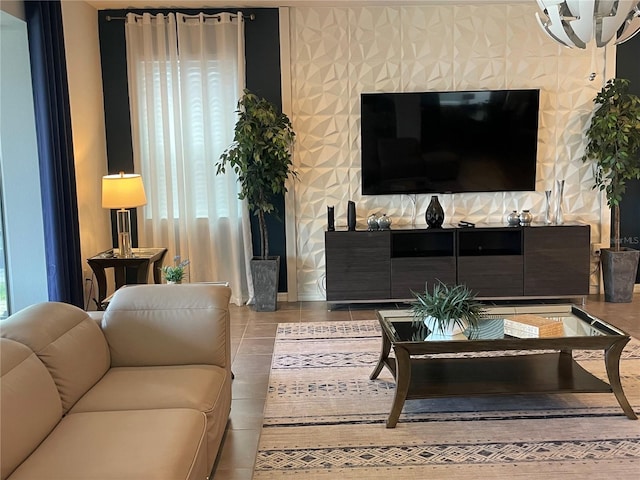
[87,248,168,310]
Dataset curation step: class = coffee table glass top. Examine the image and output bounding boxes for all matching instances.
[372,304,637,426]
[377,305,626,343]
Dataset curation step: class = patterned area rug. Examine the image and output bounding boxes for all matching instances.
[254,321,640,479]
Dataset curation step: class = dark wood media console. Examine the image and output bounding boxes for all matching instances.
[325,223,590,304]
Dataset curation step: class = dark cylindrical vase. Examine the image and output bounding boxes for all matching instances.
[347,201,356,231]
[425,195,444,228]
[327,206,335,231]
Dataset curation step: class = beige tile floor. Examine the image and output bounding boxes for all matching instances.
[211,293,640,479]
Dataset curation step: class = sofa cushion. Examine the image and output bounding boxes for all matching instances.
[102,284,231,368]
[0,338,62,480]
[70,364,227,414]
[7,409,208,480]
[0,302,110,413]
[69,364,231,467]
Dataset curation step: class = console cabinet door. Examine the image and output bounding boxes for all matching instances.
[457,256,524,297]
[325,231,390,301]
[457,228,523,297]
[524,226,590,296]
[391,257,457,299]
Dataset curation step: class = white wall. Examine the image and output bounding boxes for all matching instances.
[61,0,112,308]
[286,3,611,300]
[0,0,24,20]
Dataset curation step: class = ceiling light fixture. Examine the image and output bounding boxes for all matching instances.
[535,0,640,49]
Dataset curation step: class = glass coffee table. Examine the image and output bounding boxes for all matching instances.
[371,305,637,428]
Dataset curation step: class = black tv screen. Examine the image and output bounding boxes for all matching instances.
[361,89,540,195]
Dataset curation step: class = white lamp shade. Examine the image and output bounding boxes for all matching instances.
[102,172,147,209]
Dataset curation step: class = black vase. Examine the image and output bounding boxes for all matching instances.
[347,201,356,231]
[425,195,444,228]
[327,206,335,231]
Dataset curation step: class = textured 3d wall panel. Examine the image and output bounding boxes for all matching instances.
[289,3,605,300]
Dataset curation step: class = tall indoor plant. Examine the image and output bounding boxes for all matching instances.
[217,90,296,311]
[583,78,640,302]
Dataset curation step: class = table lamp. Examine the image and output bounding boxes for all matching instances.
[102,172,147,257]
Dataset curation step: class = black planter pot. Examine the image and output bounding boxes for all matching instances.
[251,256,280,311]
[601,248,640,303]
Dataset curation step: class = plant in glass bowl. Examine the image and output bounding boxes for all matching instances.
[411,282,485,340]
[162,256,190,284]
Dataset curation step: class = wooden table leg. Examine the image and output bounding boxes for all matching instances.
[604,338,637,420]
[114,266,127,290]
[88,263,107,309]
[387,346,411,428]
[370,328,392,380]
[135,263,151,284]
[558,349,574,377]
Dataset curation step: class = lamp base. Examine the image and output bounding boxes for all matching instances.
[116,209,133,258]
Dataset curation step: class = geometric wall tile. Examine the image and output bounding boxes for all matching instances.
[289,3,607,300]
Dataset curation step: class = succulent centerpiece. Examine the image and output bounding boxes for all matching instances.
[411,282,485,340]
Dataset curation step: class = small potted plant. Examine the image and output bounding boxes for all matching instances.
[583,78,640,302]
[217,90,296,311]
[162,256,190,284]
[411,282,485,339]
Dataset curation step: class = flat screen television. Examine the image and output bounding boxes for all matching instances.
[361,89,540,195]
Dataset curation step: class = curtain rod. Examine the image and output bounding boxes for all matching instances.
[106,13,255,22]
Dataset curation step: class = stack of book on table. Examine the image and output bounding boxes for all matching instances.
[504,314,564,338]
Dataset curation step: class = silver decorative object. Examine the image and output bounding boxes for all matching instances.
[544,190,553,224]
[367,214,379,231]
[507,210,520,226]
[555,180,565,225]
[519,209,533,226]
[377,213,392,230]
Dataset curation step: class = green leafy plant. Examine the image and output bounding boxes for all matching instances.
[162,256,190,283]
[411,282,485,334]
[217,90,296,259]
[583,78,640,252]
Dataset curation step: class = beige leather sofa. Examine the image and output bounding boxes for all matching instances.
[0,283,232,480]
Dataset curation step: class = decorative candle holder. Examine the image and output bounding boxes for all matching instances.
[555,180,565,225]
[544,190,553,224]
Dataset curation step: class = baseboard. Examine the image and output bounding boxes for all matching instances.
[277,293,324,302]
[283,288,638,302]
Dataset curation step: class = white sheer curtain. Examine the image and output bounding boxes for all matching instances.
[125,12,253,305]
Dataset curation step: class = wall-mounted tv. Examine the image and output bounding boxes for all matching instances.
[361,89,540,195]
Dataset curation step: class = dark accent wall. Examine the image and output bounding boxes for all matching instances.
[97,8,288,290]
[615,33,640,283]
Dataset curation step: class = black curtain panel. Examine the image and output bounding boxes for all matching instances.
[25,0,83,307]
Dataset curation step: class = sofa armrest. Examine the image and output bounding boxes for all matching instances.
[101,284,231,369]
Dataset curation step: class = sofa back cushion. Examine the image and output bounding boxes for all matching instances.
[102,284,231,368]
[0,302,111,413]
[0,338,62,480]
